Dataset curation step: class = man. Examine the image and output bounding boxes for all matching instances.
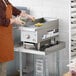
[0,0,35,76]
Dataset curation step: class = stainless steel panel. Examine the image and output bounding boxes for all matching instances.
[21,18,59,43]
[13,28,21,45]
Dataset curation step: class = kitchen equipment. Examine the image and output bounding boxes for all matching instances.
[13,16,65,76]
[20,17,59,50]
[18,17,62,76]
[17,41,65,76]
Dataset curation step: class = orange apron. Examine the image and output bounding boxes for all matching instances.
[0,4,14,62]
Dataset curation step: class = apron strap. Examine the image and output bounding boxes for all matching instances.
[2,0,7,7]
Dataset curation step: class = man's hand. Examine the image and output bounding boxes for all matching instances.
[15,16,25,25]
[10,16,25,25]
[20,11,35,21]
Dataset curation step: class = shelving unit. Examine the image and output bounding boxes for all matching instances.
[71,0,76,59]
[14,42,65,76]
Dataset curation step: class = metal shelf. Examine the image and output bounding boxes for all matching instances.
[14,41,65,76]
[71,0,76,58]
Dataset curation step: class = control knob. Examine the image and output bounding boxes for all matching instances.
[25,34,30,39]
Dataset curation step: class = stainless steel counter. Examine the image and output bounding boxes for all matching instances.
[14,41,65,76]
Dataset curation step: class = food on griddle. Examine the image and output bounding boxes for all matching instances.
[35,23,43,27]
[39,18,46,23]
